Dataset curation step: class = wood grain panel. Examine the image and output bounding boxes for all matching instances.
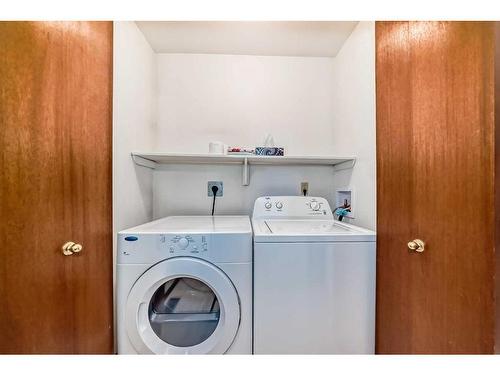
[0,21,113,353]
[375,22,415,354]
[495,22,500,354]
[376,21,495,354]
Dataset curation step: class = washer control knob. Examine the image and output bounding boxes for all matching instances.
[178,237,189,249]
[265,202,272,209]
[310,201,321,211]
[276,202,283,209]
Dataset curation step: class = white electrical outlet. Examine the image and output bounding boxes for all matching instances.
[208,181,223,196]
[301,182,309,196]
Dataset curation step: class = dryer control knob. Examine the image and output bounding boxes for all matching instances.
[178,237,189,249]
[276,202,283,209]
[265,202,272,209]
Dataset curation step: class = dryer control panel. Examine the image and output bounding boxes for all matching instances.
[162,234,209,255]
[252,196,333,220]
[117,230,252,265]
[117,233,211,264]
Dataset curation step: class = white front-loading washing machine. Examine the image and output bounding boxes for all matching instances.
[252,196,376,354]
[116,216,252,354]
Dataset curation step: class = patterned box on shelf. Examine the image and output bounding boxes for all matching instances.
[255,147,284,156]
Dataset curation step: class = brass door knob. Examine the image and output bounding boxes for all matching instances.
[408,239,425,253]
[62,241,83,256]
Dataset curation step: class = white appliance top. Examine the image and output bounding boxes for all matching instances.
[252,196,375,242]
[266,220,352,234]
[119,215,252,235]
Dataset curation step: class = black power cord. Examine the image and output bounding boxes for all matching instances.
[211,185,219,216]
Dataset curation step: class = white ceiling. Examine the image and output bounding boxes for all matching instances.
[135,21,358,58]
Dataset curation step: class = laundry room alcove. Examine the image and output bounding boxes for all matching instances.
[113,20,376,238]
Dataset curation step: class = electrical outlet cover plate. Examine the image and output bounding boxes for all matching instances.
[301,182,309,196]
[208,181,223,197]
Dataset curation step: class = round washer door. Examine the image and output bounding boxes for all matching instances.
[125,257,240,354]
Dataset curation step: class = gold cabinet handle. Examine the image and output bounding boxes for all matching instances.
[408,239,425,253]
[62,241,83,256]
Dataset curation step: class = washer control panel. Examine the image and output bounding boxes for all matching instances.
[253,196,333,220]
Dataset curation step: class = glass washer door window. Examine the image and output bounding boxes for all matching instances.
[149,277,220,347]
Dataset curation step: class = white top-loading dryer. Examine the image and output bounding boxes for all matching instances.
[116,216,252,354]
[252,196,376,354]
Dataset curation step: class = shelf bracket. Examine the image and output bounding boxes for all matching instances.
[132,154,157,169]
[242,157,250,186]
[333,158,356,172]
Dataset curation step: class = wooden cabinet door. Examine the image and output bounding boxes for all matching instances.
[0,22,113,353]
[376,21,496,354]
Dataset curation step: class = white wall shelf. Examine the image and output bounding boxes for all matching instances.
[132,152,356,186]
